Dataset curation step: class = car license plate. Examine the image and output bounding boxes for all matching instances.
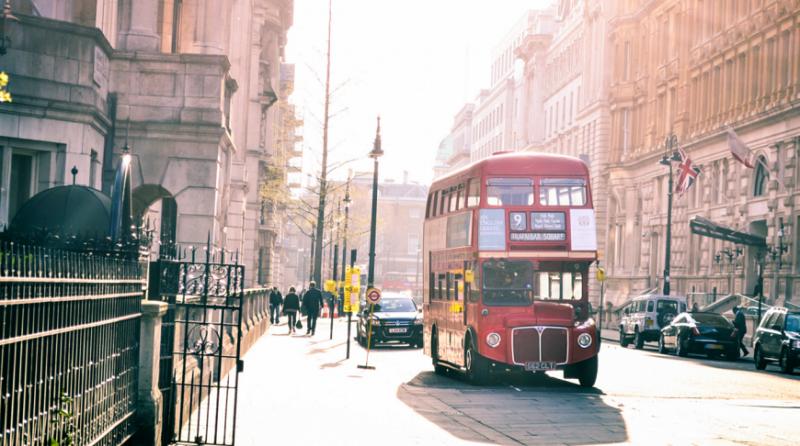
[706,344,724,350]
[525,361,556,371]
[388,328,407,333]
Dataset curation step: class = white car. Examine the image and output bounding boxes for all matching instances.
[620,294,687,349]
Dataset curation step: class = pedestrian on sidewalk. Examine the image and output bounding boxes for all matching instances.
[269,286,283,324]
[302,282,324,336]
[282,287,301,334]
[733,305,749,357]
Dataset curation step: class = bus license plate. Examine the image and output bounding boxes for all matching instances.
[525,361,556,371]
[388,328,407,334]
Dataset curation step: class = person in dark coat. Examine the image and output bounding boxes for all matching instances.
[282,287,301,334]
[302,282,324,336]
[269,286,283,324]
[733,306,748,357]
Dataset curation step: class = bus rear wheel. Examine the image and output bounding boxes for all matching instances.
[432,331,446,375]
[464,340,490,385]
[574,356,598,388]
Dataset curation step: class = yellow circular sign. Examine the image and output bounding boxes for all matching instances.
[596,267,607,282]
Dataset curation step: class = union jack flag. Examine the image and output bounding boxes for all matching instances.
[675,148,702,196]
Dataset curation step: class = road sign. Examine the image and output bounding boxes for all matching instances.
[366,287,382,304]
[596,267,607,282]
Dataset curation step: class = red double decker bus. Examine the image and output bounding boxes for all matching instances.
[422,152,599,386]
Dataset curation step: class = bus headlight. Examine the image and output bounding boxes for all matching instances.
[486,332,501,348]
[577,333,593,349]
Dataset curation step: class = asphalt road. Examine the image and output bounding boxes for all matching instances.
[234,318,799,445]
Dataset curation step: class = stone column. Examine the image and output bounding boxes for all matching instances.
[132,301,169,446]
[117,0,160,51]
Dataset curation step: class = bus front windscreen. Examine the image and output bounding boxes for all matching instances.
[482,260,533,306]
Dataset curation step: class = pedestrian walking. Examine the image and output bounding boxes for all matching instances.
[691,302,699,312]
[282,287,301,334]
[302,282,324,336]
[733,305,749,357]
[269,286,283,324]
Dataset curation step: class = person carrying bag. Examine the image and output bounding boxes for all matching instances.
[282,287,301,335]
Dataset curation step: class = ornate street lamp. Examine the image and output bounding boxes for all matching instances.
[659,134,681,295]
[367,117,383,288]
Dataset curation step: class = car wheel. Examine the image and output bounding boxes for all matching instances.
[780,348,795,374]
[658,334,667,354]
[634,329,644,350]
[575,355,598,388]
[676,337,688,357]
[464,340,490,385]
[754,345,767,370]
[619,328,629,347]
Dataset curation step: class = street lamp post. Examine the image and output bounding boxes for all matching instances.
[659,134,681,296]
[341,179,351,289]
[763,219,788,323]
[367,117,383,288]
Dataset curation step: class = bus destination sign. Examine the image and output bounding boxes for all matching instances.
[510,232,566,242]
[531,212,566,231]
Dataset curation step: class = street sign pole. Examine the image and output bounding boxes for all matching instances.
[359,303,376,370]
[346,249,356,360]
[358,287,381,370]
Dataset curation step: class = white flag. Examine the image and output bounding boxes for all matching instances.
[727,128,754,168]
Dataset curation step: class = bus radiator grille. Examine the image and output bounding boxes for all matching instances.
[511,327,568,365]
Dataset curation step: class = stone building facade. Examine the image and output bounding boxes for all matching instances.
[604,0,800,307]
[0,0,296,286]
[437,0,800,309]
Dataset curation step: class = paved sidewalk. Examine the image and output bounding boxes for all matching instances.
[234,317,484,446]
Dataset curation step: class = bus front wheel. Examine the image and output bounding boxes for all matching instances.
[464,340,490,385]
[574,356,598,388]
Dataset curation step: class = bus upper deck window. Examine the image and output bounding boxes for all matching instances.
[540,178,587,206]
[486,178,534,206]
[467,179,480,207]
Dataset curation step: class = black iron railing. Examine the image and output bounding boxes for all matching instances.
[0,240,145,446]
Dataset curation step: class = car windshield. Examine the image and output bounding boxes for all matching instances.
[373,298,416,313]
[482,259,532,306]
[657,300,679,314]
[691,313,732,328]
[786,314,800,332]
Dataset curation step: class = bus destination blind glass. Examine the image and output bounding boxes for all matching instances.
[510,212,566,242]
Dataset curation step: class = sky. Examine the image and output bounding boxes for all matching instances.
[285,0,553,187]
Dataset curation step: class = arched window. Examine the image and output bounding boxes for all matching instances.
[753,156,768,197]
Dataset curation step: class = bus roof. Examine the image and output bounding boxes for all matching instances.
[432,152,589,186]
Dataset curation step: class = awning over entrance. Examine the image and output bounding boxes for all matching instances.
[689,217,766,247]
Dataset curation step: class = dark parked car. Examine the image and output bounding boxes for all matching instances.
[658,312,739,360]
[356,295,423,348]
[753,307,800,373]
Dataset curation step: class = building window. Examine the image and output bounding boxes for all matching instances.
[0,141,60,226]
[408,235,419,255]
[8,153,34,221]
[753,156,768,197]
